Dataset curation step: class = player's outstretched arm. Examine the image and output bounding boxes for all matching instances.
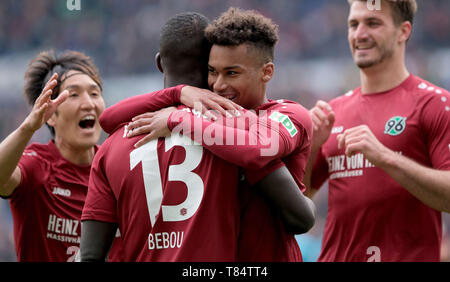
[256,166,315,234]
[0,73,68,197]
[80,220,117,262]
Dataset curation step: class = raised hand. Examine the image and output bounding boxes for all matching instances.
[337,125,391,167]
[309,100,335,152]
[23,73,68,133]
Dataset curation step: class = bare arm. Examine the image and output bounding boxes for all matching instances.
[256,166,316,234]
[0,73,68,196]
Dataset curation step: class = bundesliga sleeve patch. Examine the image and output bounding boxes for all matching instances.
[269,111,298,137]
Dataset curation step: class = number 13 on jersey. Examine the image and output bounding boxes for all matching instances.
[130,135,204,227]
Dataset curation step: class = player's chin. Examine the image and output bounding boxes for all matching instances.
[77,130,102,146]
[355,58,378,69]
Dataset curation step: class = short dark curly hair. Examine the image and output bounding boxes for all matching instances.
[205,7,279,65]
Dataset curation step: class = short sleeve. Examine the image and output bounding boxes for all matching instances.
[6,148,47,201]
[81,143,118,223]
[420,91,450,170]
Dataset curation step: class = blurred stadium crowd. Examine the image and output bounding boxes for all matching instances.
[0,0,449,261]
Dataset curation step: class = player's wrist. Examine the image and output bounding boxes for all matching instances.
[18,119,38,137]
[173,84,185,103]
[374,147,398,170]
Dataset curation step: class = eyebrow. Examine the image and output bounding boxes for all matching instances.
[208,64,243,70]
[64,84,101,91]
[349,16,382,23]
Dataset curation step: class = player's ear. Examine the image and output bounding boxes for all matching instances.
[398,21,412,44]
[155,52,164,73]
[261,62,274,83]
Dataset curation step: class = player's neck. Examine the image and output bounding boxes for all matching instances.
[165,77,204,89]
[54,138,95,166]
[359,55,409,95]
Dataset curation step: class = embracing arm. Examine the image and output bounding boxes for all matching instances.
[100,85,241,134]
[80,220,117,262]
[165,107,307,170]
[256,166,315,234]
[99,85,184,134]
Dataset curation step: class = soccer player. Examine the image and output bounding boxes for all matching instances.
[304,0,450,261]
[97,8,314,262]
[0,50,108,261]
[80,12,315,262]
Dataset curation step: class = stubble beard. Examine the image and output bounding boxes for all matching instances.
[355,41,395,69]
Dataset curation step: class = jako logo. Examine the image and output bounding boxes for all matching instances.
[52,187,71,197]
[67,0,81,11]
[367,0,381,11]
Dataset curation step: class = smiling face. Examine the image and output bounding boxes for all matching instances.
[47,70,105,150]
[348,1,402,69]
[208,44,273,110]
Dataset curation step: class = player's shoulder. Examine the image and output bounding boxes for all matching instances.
[265,99,312,132]
[99,125,128,152]
[328,87,361,108]
[408,75,450,111]
[266,99,309,115]
[408,75,450,97]
[23,141,57,161]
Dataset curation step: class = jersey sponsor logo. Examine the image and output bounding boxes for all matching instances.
[46,214,81,247]
[331,126,344,134]
[327,153,374,179]
[384,116,406,136]
[23,150,37,157]
[47,214,79,236]
[52,187,71,197]
[269,111,298,137]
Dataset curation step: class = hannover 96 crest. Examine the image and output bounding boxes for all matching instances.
[384,116,407,136]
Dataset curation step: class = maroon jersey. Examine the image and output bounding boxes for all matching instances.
[167,99,313,261]
[98,87,312,261]
[7,141,92,261]
[82,126,240,261]
[311,75,450,262]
